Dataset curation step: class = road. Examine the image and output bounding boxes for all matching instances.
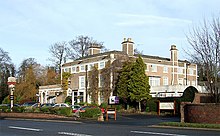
[0,114,220,136]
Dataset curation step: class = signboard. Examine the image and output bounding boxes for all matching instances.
[106,108,116,121]
[158,101,176,116]
[109,96,119,105]
[159,102,174,110]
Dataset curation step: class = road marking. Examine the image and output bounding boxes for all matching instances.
[9,126,43,132]
[58,132,92,136]
[130,130,187,136]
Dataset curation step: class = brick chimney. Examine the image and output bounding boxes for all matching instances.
[170,45,178,62]
[170,45,178,85]
[88,44,101,55]
[121,38,134,56]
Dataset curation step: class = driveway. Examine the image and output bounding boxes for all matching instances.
[84,113,180,126]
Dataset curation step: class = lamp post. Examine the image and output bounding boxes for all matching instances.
[85,65,88,103]
[185,61,191,86]
[7,77,16,111]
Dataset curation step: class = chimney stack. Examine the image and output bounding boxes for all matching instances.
[88,44,101,56]
[121,38,134,56]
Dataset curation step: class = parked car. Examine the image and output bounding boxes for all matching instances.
[41,103,55,107]
[21,102,36,107]
[71,105,81,113]
[75,106,105,114]
[53,103,70,107]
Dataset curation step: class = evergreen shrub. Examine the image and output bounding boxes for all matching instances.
[80,108,101,118]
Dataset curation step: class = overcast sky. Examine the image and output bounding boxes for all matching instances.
[0,0,219,67]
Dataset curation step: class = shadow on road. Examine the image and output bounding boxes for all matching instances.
[84,113,180,126]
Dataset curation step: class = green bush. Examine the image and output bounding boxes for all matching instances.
[12,106,25,113]
[0,106,11,112]
[146,99,157,112]
[115,104,122,111]
[24,107,34,113]
[65,96,72,105]
[100,103,108,109]
[80,108,101,118]
[40,107,51,113]
[56,107,72,117]
[32,107,41,113]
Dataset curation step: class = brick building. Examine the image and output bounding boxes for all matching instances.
[39,38,199,105]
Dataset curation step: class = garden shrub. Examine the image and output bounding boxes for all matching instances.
[0,106,10,112]
[100,103,108,109]
[57,107,72,116]
[115,104,122,111]
[65,96,72,105]
[146,99,157,112]
[24,107,34,113]
[80,108,101,118]
[32,107,41,113]
[12,106,25,113]
[40,107,51,113]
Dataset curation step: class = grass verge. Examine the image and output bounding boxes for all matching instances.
[159,122,220,129]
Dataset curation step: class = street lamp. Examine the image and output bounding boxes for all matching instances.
[7,77,16,111]
[185,61,191,86]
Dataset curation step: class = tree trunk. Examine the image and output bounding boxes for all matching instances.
[138,101,141,112]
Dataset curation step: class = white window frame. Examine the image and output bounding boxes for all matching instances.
[178,78,183,85]
[71,66,76,73]
[99,61,105,69]
[88,63,94,71]
[151,65,157,72]
[99,74,104,87]
[145,63,149,71]
[189,69,194,75]
[163,76,168,85]
[178,67,183,74]
[149,77,160,86]
[79,76,85,89]
[80,65,85,72]
[163,66,168,73]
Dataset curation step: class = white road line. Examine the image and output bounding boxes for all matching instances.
[8,126,43,132]
[130,130,188,136]
[58,131,92,136]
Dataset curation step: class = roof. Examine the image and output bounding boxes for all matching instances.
[62,49,194,67]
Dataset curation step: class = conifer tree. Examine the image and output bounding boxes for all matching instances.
[128,56,151,111]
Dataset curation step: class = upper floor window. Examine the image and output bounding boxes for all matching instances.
[189,69,194,75]
[149,77,160,86]
[163,76,168,85]
[145,63,149,71]
[99,61,105,69]
[163,66,168,73]
[87,63,95,71]
[80,65,85,72]
[79,76,85,89]
[178,68,184,74]
[178,78,183,85]
[99,74,104,87]
[71,66,76,73]
[151,65,157,72]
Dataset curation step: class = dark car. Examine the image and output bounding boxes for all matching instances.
[21,102,36,107]
[41,103,55,107]
[76,106,105,114]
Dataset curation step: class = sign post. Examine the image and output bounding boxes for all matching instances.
[158,101,176,116]
[7,77,16,111]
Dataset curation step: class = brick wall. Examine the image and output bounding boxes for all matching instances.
[181,103,220,124]
[0,112,69,119]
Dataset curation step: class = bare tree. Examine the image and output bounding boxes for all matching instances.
[68,35,106,59]
[186,17,220,103]
[88,65,99,104]
[0,48,16,103]
[48,41,69,74]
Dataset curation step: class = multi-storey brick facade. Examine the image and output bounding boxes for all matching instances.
[61,38,197,105]
[39,38,198,105]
